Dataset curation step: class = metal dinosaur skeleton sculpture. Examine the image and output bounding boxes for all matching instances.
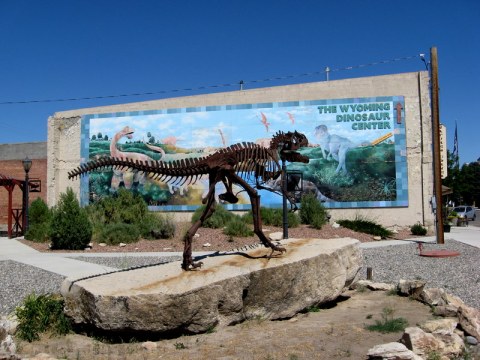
[69,131,309,270]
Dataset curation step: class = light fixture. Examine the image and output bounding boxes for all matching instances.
[22,157,32,173]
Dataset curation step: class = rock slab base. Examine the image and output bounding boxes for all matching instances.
[61,237,361,334]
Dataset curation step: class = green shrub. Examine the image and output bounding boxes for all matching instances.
[25,198,52,243]
[87,189,148,226]
[98,223,140,245]
[337,217,393,238]
[410,223,428,236]
[87,189,175,241]
[191,204,235,228]
[15,293,71,342]
[299,194,329,229]
[140,213,176,239]
[49,188,92,250]
[310,211,327,229]
[242,207,300,228]
[223,217,254,237]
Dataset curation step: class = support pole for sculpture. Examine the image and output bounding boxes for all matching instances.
[282,158,288,239]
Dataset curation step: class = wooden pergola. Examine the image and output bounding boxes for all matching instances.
[0,173,26,238]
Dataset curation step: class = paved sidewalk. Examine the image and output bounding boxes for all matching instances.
[1,225,479,278]
[360,225,480,249]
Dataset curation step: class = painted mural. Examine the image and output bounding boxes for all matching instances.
[80,96,408,210]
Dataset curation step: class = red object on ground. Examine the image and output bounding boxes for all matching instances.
[419,250,460,257]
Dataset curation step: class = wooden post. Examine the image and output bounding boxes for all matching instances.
[367,267,373,280]
[430,47,444,244]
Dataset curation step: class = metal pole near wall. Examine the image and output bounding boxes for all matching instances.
[430,47,444,244]
[22,157,32,235]
[282,159,288,239]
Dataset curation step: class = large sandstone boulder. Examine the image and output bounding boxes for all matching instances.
[61,237,361,334]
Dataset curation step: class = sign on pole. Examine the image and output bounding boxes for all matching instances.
[440,124,448,179]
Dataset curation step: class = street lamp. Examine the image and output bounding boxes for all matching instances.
[22,157,32,234]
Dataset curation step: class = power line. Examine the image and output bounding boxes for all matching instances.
[0,54,422,105]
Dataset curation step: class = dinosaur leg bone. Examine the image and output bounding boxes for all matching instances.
[182,180,218,270]
[230,173,286,256]
[218,177,239,203]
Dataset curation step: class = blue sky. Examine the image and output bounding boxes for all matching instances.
[1,0,478,164]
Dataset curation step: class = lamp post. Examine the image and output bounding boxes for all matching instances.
[22,157,32,234]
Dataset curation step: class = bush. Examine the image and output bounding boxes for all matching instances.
[223,217,254,237]
[140,213,176,239]
[15,293,71,342]
[242,207,300,228]
[87,189,148,226]
[87,189,175,241]
[310,211,327,230]
[410,223,428,236]
[98,223,140,245]
[299,194,329,229]
[191,204,235,228]
[25,198,52,243]
[49,188,92,250]
[337,217,393,238]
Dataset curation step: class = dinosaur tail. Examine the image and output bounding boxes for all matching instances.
[68,156,207,187]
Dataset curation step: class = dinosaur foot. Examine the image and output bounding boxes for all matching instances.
[182,261,204,271]
[218,192,239,204]
[267,244,286,259]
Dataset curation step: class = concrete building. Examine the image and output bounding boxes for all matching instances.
[47,71,434,228]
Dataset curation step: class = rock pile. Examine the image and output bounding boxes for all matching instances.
[0,315,19,360]
[358,279,480,359]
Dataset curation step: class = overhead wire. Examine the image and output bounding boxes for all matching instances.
[0,54,423,106]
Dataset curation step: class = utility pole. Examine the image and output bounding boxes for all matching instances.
[430,47,444,244]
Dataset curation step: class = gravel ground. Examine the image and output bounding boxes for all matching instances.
[359,239,480,309]
[0,261,66,315]
[1,239,479,316]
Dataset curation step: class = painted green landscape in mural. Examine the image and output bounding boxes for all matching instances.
[294,143,396,202]
[87,139,396,205]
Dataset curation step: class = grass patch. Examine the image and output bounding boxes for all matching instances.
[365,306,408,333]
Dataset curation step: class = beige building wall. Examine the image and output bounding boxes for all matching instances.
[47,71,434,228]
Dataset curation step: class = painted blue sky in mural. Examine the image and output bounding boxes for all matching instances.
[89,101,396,149]
[1,1,479,164]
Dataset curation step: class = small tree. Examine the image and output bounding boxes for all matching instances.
[49,188,92,250]
[25,198,52,243]
[299,193,329,229]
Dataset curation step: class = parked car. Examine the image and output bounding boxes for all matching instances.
[453,205,476,221]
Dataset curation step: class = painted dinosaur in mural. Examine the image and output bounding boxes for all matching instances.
[70,130,309,270]
[109,126,164,189]
[109,126,188,195]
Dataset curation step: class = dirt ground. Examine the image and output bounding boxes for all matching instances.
[19,223,423,254]
[17,290,436,360]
